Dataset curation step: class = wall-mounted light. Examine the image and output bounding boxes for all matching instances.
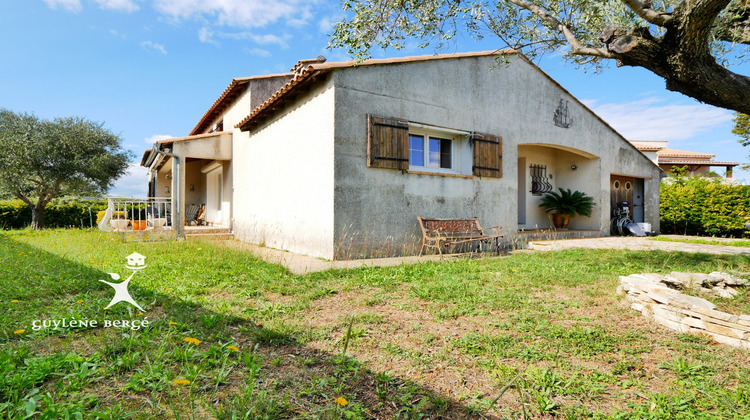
[164,186,170,194]
[165,174,172,180]
[570,164,578,171]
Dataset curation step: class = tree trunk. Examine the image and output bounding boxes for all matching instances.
[30,202,46,230]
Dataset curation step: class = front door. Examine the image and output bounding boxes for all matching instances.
[610,175,634,218]
[206,168,223,225]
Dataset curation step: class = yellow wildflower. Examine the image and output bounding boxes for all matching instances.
[77,300,84,304]
[11,300,19,303]
[169,321,178,325]
[226,345,239,352]
[14,329,25,335]
[183,337,202,345]
[335,397,348,407]
[172,379,191,386]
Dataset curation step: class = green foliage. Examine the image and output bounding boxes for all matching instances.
[0,109,132,229]
[733,112,750,170]
[0,199,106,229]
[329,0,748,67]
[538,188,595,217]
[660,173,750,236]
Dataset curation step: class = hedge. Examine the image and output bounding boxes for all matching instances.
[660,174,750,237]
[0,198,108,229]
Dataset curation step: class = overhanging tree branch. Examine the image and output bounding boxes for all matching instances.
[507,0,615,58]
[620,0,673,26]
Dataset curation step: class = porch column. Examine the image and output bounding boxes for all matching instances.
[170,157,186,234]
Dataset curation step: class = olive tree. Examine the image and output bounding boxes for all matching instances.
[0,109,132,229]
[733,112,750,169]
[330,0,750,114]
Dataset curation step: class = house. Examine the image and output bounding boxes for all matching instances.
[631,140,739,178]
[140,51,661,260]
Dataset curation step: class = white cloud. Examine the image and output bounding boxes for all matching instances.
[94,0,139,12]
[247,33,288,47]
[318,16,333,34]
[109,163,148,197]
[153,0,304,28]
[287,6,313,28]
[198,27,218,44]
[244,47,271,57]
[109,29,126,38]
[144,134,173,144]
[43,0,82,12]
[140,40,167,54]
[205,30,290,48]
[584,97,734,142]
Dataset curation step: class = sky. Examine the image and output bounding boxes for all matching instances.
[1,0,748,196]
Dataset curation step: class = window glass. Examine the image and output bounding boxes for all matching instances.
[409,135,424,167]
[439,138,452,169]
[428,138,441,168]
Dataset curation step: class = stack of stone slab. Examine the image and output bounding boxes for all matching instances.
[618,272,750,349]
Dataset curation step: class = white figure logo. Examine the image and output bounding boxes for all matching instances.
[101,252,147,312]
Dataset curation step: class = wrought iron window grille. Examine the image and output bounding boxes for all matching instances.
[530,164,553,194]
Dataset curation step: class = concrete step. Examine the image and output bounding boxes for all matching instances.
[185,232,233,241]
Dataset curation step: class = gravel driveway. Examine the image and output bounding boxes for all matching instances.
[527,235,750,256]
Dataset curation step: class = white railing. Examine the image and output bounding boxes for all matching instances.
[98,197,173,233]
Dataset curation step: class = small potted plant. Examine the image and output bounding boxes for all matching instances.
[132,207,147,231]
[109,211,129,231]
[538,188,595,229]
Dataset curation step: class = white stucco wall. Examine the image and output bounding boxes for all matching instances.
[331,55,660,258]
[232,80,336,259]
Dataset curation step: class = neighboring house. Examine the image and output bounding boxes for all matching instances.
[141,51,661,260]
[631,140,739,178]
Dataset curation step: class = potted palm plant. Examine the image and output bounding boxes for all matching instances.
[538,188,595,229]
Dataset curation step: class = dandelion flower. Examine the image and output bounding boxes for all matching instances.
[11,300,19,303]
[169,321,178,326]
[13,329,25,335]
[335,397,348,407]
[172,379,191,386]
[227,345,239,352]
[77,300,83,304]
[183,337,202,345]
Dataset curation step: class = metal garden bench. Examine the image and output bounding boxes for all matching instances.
[417,217,504,255]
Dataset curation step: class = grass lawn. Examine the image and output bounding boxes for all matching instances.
[649,236,750,248]
[1,229,750,419]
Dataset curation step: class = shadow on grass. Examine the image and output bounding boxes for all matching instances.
[0,233,499,419]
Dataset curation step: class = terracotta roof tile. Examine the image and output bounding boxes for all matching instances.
[657,148,715,158]
[661,159,739,166]
[190,73,293,136]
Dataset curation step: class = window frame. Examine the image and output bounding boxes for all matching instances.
[407,125,468,176]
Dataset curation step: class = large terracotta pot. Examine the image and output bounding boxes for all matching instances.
[132,220,147,231]
[552,213,570,229]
